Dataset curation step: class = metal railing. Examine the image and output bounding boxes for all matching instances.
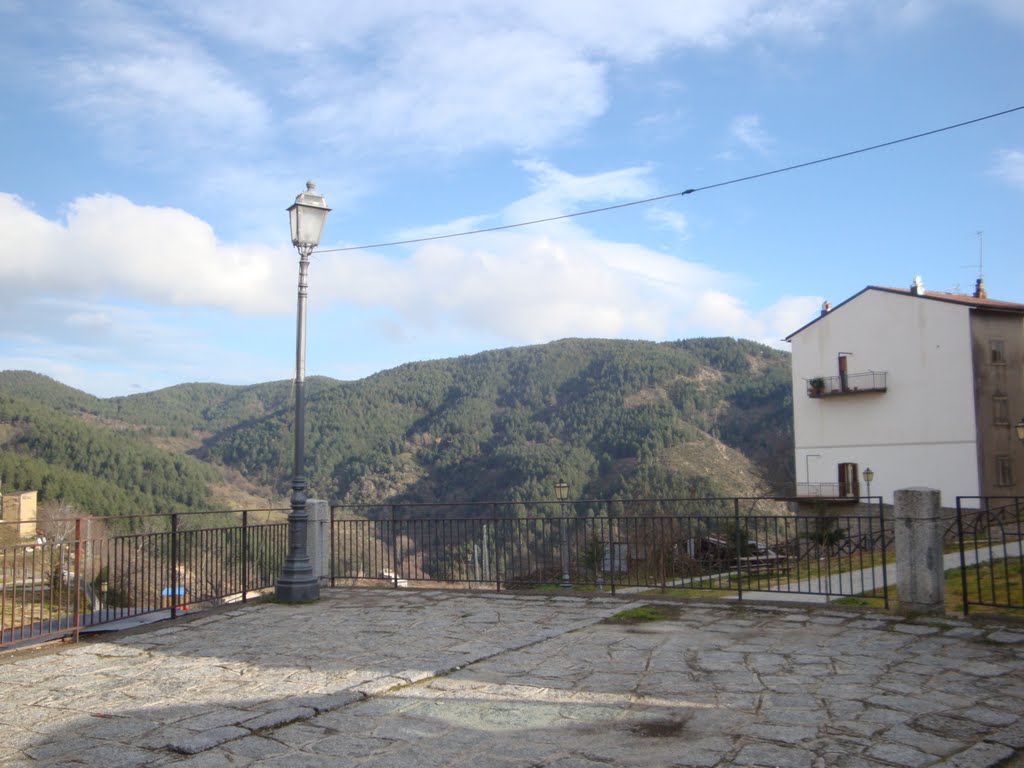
[956,496,1024,614]
[7,492,1019,648]
[1,509,287,649]
[806,371,887,397]
[330,497,891,607]
[2,497,895,650]
[795,482,858,498]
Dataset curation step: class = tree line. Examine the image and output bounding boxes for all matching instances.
[0,337,794,524]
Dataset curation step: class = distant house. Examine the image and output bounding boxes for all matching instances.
[785,278,1024,507]
[1,488,38,539]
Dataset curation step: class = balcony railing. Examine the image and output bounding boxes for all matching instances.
[795,482,859,499]
[807,371,887,398]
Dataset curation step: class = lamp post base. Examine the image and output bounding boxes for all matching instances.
[276,497,320,603]
[276,560,320,603]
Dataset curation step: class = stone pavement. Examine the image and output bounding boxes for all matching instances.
[0,590,1022,767]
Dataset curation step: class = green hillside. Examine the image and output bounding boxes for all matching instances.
[0,337,794,521]
[201,337,793,505]
[0,370,113,417]
[0,391,218,526]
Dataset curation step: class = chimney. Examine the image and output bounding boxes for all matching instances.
[910,276,925,296]
[974,277,987,299]
[820,300,831,316]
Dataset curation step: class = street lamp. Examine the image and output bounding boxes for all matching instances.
[1016,417,1024,443]
[555,481,570,589]
[276,181,330,603]
[862,467,874,500]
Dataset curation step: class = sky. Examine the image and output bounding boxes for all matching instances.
[1,0,1022,398]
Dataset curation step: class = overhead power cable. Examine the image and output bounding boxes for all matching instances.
[314,104,1024,255]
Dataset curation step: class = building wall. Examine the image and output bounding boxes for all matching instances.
[791,289,980,506]
[970,310,1024,499]
[1,490,38,539]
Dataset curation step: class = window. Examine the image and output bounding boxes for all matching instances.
[838,462,858,497]
[994,396,1009,425]
[996,455,1013,487]
[990,339,1006,365]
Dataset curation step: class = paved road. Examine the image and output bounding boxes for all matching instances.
[0,589,1021,767]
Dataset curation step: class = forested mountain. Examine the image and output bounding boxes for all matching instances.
[0,391,218,524]
[0,337,793,521]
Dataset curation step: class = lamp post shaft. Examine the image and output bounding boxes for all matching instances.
[554,481,571,589]
[293,251,309,490]
[559,512,571,589]
[276,247,319,603]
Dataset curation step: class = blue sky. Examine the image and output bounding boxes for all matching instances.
[1,1,1022,398]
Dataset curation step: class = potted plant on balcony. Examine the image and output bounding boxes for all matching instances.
[808,377,825,397]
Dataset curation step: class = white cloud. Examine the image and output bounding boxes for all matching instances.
[181,1,848,58]
[313,159,804,347]
[1,156,811,360]
[176,1,855,155]
[29,0,1006,174]
[687,291,752,336]
[316,231,726,343]
[757,295,825,344]
[646,208,689,237]
[0,194,290,314]
[503,160,657,226]
[50,6,268,158]
[295,28,608,154]
[973,0,1024,25]
[65,310,114,331]
[311,161,708,344]
[993,149,1024,189]
[890,0,937,25]
[730,114,773,154]
[395,214,497,243]
[2,156,820,396]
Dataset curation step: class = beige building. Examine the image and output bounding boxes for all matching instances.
[1,489,39,539]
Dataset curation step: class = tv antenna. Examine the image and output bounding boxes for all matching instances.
[959,231,985,279]
[975,230,984,280]
[958,231,986,296]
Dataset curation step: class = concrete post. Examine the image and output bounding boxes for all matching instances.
[305,499,330,582]
[893,488,944,615]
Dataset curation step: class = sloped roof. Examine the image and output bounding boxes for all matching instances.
[785,285,1024,341]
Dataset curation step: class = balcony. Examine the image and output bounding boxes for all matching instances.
[796,482,859,499]
[807,371,887,398]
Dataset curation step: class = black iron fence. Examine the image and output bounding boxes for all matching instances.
[2,497,900,650]
[0,509,287,649]
[956,496,1024,615]
[330,497,891,607]
[5,494,1019,650]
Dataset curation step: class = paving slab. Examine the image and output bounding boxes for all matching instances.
[0,589,1021,766]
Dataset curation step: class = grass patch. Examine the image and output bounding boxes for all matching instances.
[853,556,1023,617]
[511,583,605,593]
[636,587,734,599]
[831,596,877,607]
[950,556,1022,615]
[604,604,680,624]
